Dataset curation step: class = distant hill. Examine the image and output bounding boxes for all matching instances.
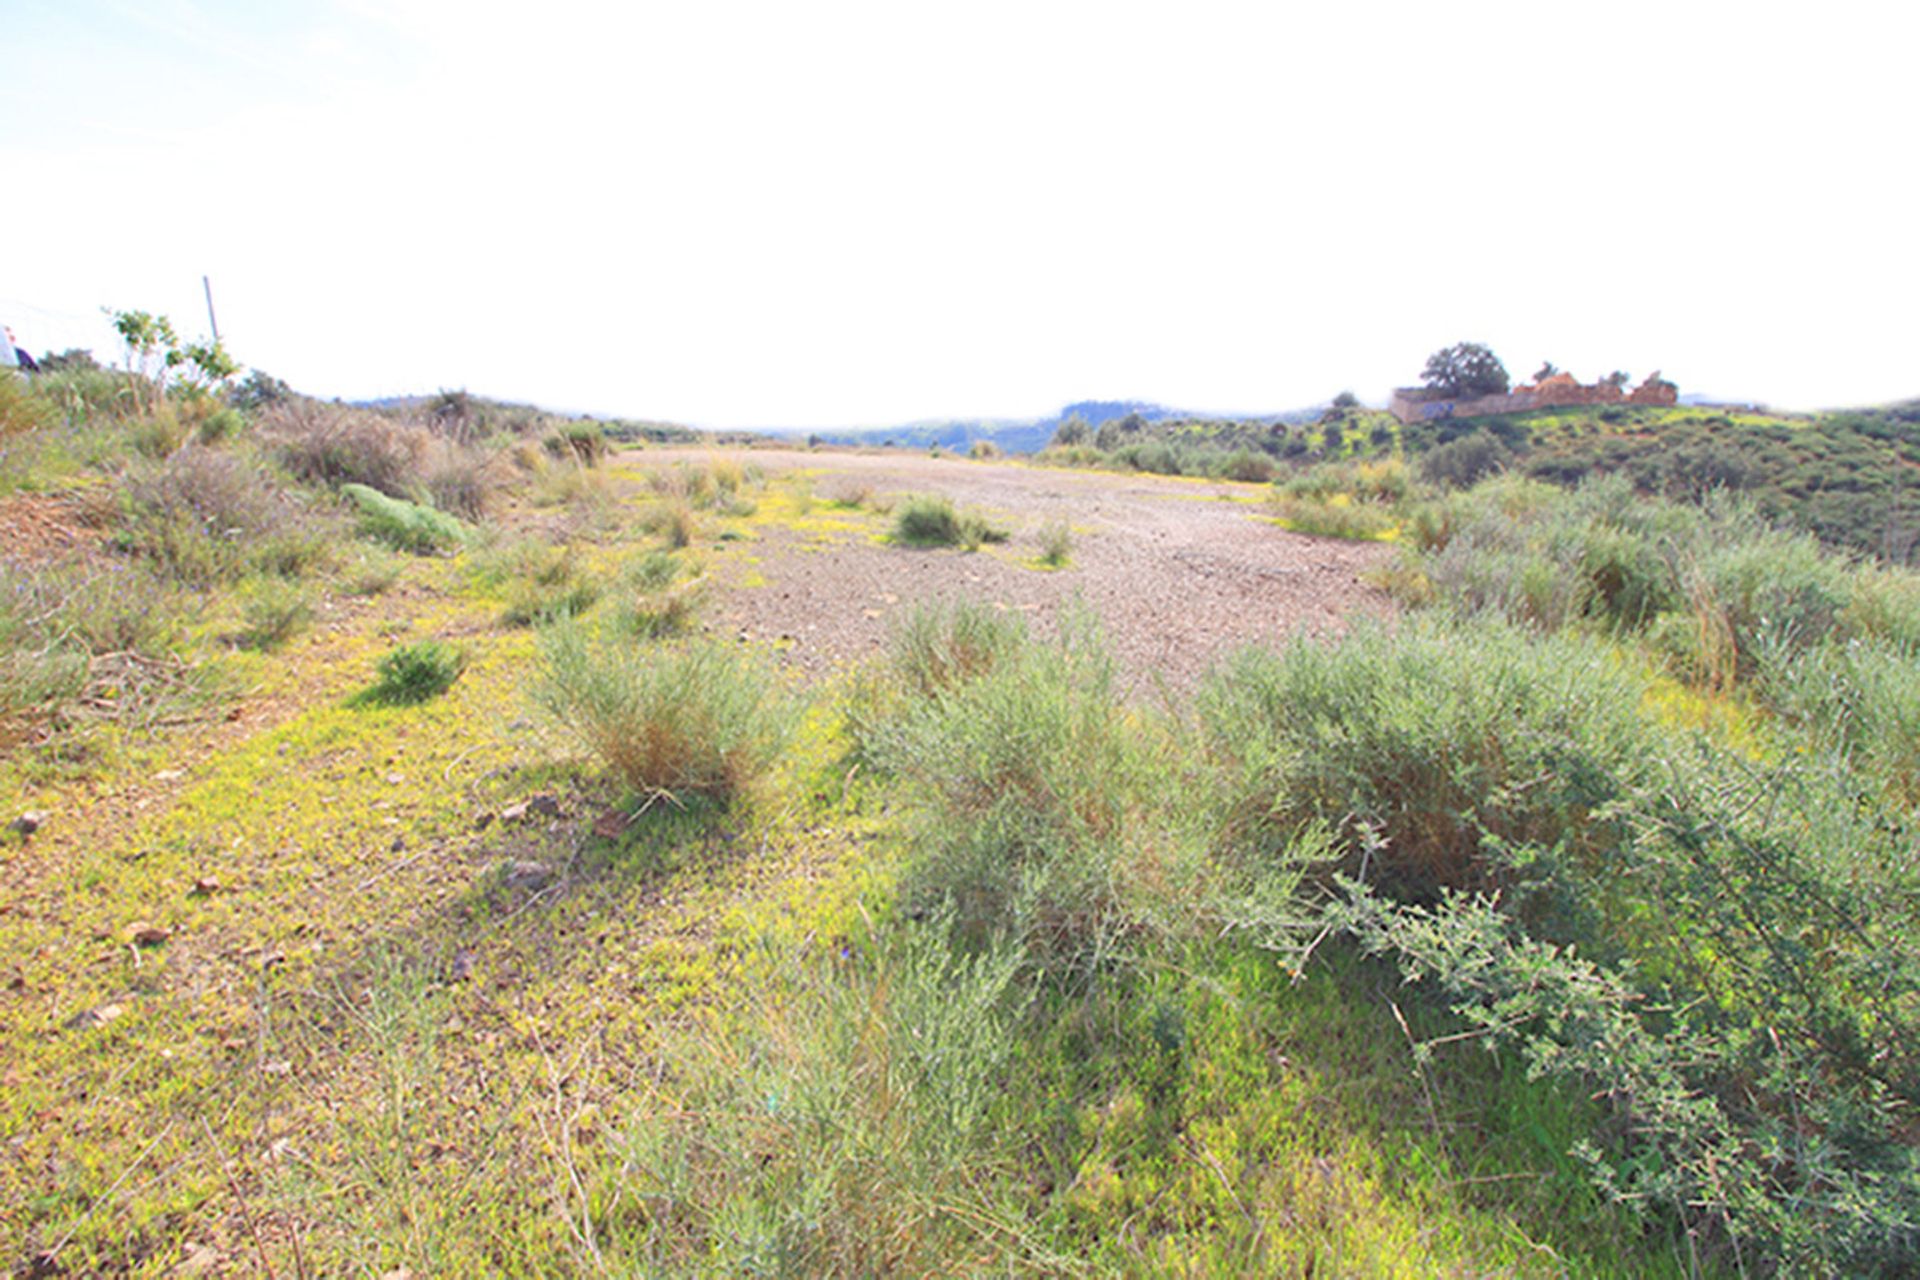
[798,399,1320,454]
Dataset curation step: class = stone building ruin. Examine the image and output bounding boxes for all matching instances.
[1389,370,1677,425]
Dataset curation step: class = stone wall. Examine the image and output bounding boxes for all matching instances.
[1390,373,1677,423]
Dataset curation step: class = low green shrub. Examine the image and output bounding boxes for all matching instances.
[356,640,465,706]
[1199,617,1652,897]
[867,613,1209,970]
[341,483,469,553]
[1419,429,1513,487]
[890,495,1006,549]
[886,600,1027,699]
[234,577,312,651]
[532,622,793,808]
[609,920,1028,1272]
[1267,496,1395,541]
[0,370,57,438]
[1036,519,1072,566]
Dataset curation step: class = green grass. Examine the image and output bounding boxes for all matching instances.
[889,494,1008,549]
[532,620,795,809]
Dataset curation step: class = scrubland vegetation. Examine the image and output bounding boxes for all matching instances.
[4,345,1919,1276]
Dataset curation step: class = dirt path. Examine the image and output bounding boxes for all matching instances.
[643,446,1395,690]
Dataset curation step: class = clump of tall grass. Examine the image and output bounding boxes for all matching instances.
[612,553,704,638]
[607,919,1029,1273]
[234,577,313,651]
[0,557,210,744]
[867,612,1216,970]
[471,537,601,626]
[420,441,504,520]
[885,600,1027,698]
[1035,519,1072,566]
[533,621,793,808]
[1267,494,1396,541]
[890,495,1006,549]
[542,421,607,466]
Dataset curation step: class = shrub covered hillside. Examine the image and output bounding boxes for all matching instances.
[4,344,1919,1277]
[1036,397,1920,565]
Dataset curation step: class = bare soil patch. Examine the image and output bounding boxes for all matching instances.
[643,445,1395,690]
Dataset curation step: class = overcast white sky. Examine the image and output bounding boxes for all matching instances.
[4,1,1915,428]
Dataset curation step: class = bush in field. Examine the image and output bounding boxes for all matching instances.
[1419,429,1511,487]
[533,622,793,808]
[890,495,1006,549]
[1035,519,1072,566]
[1217,449,1275,483]
[610,921,1028,1272]
[235,577,313,651]
[475,538,601,626]
[1200,617,1652,896]
[421,441,504,520]
[1267,496,1395,541]
[341,483,468,553]
[263,400,427,496]
[357,640,465,706]
[866,613,1209,969]
[886,600,1027,699]
[0,558,189,734]
[122,447,321,583]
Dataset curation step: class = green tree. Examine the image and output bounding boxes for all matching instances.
[1422,342,1510,399]
[1050,413,1091,447]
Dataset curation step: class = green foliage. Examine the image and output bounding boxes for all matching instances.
[866,612,1212,972]
[885,600,1027,700]
[1421,341,1510,398]
[1050,413,1092,447]
[609,919,1030,1273]
[1035,519,1072,566]
[234,577,313,651]
[532,621,794,809]
[121,447,322,584]
[0,370,56,438]
[1419,428,1512,486]
[1200,617,1650,895]
[474,538,601,626]
[357,640,465,706]
[543,421,608,466]
[341,482,469,553]
[889,494,1006,549]
[610,550,702,639]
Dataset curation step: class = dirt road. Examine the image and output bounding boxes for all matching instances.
[640,446,1395,691]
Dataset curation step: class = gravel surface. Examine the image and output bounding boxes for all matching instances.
[640,446,1396,692]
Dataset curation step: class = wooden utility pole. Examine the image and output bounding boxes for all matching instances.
[202,276,220,342]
